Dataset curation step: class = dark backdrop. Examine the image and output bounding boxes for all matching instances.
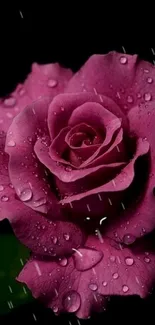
[0,5,155,325]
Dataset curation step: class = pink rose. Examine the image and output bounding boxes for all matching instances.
[1,52,155,319]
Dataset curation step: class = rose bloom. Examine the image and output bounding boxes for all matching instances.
[0,52,155,318]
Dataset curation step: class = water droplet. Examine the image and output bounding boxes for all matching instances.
[144,93,152,101]
[33,197,46,207]
[61,107,65,112]
[123,234,136,245]
[89,283,98,291]
[147,77,153,84]
[59,258,68,266]
[102,281,107,287]
[113,272,119,279]
[1,195,9,202]
[19,188,33,202]
[137,93,142,98]
[44,247,47,252]
[110,255,116,262]
[125,257,134,266]
[53,306,58,313]
[62,291,81,312]
[53,111,57,116]
[47,79,58,88]
[63,233,70,241]
[120,56,128,64]
[144,69,149,73]
[144,257,150,263]
[0,185,4,191]
[127,95,133,103]
[19,88,26,96]
[6,112,13,118]
[4,97,16,107]
[7,140,16,147]
[65,166,72,172]
[122,285,129,293]
[31,236,35,240]
[52,236,58,244]
[27,136,33,143]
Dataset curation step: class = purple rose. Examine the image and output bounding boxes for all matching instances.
[1,52,155,318]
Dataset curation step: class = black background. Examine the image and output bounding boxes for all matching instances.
[0,4,155,324]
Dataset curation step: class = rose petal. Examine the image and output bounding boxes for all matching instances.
[58,138,149,218]
[107,100,155,240]
[0,85,32,133]
[24,62,73,100]
[66,52,155,112]
[5,98,60,215]
[48,93,128,140]
[17,236,155,319]
[35,137,124,184]
[0,135,23,220]
[49,123,101,168]
[9,204,84,257]
[60,138,149,201]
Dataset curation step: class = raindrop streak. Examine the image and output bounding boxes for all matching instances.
[144,93,152,101]
[8,285,13,293]
[20,258,24,266]
[125,257,134,266]
[1,195,9,202]
[122,285,129,293]
[62,291,81,312]
[98,193,102,201]
[89,283,98,291]
[99,216,107,225]
[52,236,58,244]
[7,140,16,147]
[4,97,16,107]
[119,56,128,64]
[47,79,58,88]
[32,313,37,321]
[23,286,27,294]
[34,262,42,276]
[123,234,136,245]
[19,188,32,202]
[113,273,119,280]
[95,229,104,243]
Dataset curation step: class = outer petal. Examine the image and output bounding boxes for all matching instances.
[24,62,73,100]
[9,203,84,257]
[0,85,32,133]
[106,100,155,241]
[0,134,23,220]
[18,236,155,319]
[65,52,155,113]
[5,98,60,215]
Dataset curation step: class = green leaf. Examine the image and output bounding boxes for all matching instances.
[0,233,34,314]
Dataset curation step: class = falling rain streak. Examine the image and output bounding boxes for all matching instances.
[34,262,42,276]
